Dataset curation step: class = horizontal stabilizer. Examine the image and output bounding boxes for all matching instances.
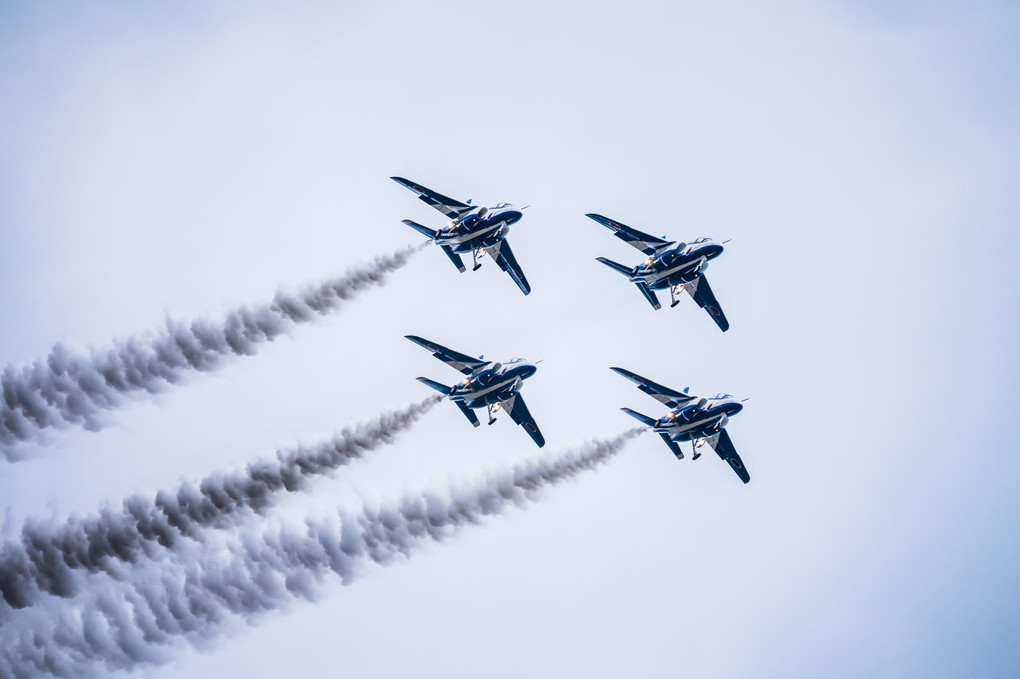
[658,433,685,459]
[416,376,452,395]
[454,400,481,427]
[402,219,438,239]
[620,407,657,428]
[635,282,661,310]
[440,244,467,273]
[596,256,634,277]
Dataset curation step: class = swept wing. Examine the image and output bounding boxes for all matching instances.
[586,213,672,255]
[391,177,472,218]
[504,392,545,448]
[491,240,532,295]
[610,367,696,408]
[683,276,730,332]
[405,335,490,375]
[707,429,750,483]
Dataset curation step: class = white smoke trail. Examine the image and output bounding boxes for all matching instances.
[0,396,441,611]
[0,430,642,678]
[0,245,422,460]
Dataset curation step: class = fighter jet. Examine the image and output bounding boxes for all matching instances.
[586,213,730,331]
[406,334,545,447]
[392,177,532,295]
[610,367,750,483]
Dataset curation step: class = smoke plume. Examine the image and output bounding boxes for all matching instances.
[0,430,641,678]
[0,245,421,460]
[0,396,440,611]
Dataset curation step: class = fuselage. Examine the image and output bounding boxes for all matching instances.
[435,204,523,252]
[630,240,724,290]
[654,397,743,441]
[449,359,538,408]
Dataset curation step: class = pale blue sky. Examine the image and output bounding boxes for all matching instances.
[1,1,1018,677]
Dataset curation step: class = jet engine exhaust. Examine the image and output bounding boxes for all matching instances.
[0,429,643,677]
[0,245,421,461]
[0,396,441,611]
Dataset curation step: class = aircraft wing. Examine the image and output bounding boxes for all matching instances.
[405,335,489,375]
[585,213,672,255]
[491,240,531,295]
[707,429,749,484]
[505,392,545,447]
[610,367,696,408]
[683,275,729,332]
[391,177,472,218]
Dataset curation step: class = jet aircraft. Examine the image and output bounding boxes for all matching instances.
[406,334,545,447]
[610,367,750,483]
[586,213,730,331]
[392,177,532,295]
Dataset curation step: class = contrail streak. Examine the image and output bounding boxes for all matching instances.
[0,245,421,460]
[0,429,642,678]
[0,396,440,611]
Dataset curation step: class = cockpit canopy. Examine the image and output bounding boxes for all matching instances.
[691,237,712,244]
[713,393,732,400]
[504,357,525,364]
[493,202,513,210]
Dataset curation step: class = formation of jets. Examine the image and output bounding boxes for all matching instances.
[393,177,751,483]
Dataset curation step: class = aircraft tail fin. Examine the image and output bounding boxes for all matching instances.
[402,219,438,239]
[596,256,634,277]
[620,407,658,428]
[416,376,452,395]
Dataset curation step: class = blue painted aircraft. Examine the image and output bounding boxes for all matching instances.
[611,367,750,483]
[392,177,532,295]
[586,213,730,331]
[406,335,545,447]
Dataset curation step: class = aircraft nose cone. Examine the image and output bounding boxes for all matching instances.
[519,363,538,379]
[505,210,523,225]
[706,243,724,259]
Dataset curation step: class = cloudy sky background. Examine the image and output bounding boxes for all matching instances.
[1,1,1018,676]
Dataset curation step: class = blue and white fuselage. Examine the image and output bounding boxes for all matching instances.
[611,367,750,483]
[587,213,731,331]
[432,203,523,256]
[392,177,533,295]
[405,335,546,447]
[628,239,724,291]
[652,395,743,444]
[449,358,538,409]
